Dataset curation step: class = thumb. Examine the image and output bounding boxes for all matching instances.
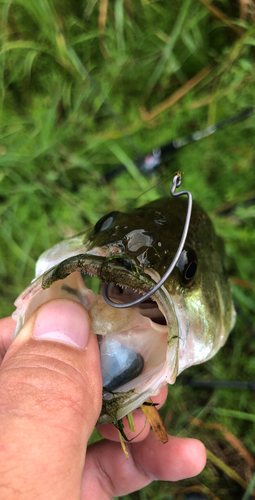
[0,299,102,500]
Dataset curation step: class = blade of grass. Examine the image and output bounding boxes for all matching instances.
[1,225,36,269]
[229,276,255,291]
[140,64,213,121]
[99,0,108,33]
[115,0,125,53]
[106,141,153,196]
[198,0,239,32]
[242,475,255,500]
[206,449,250,490]
[0,0,11,109]
[211,408,255,423]
[16,0,89,79]
[190,417,255,468]
[147,0,193,91]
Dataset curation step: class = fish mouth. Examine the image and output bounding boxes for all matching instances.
[14,253,179,424]
[104,283,167,325]
[95,278,179,424]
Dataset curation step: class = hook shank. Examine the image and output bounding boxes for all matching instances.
[103,174,192,308]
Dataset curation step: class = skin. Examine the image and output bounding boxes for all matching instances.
[0,299,206,500]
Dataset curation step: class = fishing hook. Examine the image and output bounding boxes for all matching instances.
[103,173,193,309]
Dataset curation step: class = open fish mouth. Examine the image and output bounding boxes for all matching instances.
[12,193,235,428]
[106,284,167,325]
[13,253,180,425]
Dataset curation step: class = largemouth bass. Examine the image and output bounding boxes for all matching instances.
[13,196,236,426]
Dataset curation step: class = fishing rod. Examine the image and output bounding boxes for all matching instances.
[187,378,255,392]
[81,57,254,184]
[103,106,255,182]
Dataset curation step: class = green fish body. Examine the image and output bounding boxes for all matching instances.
[13,196,235,425]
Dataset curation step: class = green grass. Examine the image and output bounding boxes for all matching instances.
[1,0,255,498]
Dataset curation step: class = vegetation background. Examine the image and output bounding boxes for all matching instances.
[1,0,255,498]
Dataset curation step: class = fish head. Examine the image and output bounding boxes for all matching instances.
[12,196,235,425]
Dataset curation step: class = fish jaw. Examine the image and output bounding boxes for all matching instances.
[12,195,236,425]
[12,253,180,425]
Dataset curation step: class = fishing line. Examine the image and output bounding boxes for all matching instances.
[103,172,192,309]
[117,171,176,212]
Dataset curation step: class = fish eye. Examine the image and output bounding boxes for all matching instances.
[176,247,197,285]
[94,211,120,234]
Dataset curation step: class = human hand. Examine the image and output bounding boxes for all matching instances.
[0,299,206,499]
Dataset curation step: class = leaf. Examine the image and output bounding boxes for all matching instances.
[141,398,168,444]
